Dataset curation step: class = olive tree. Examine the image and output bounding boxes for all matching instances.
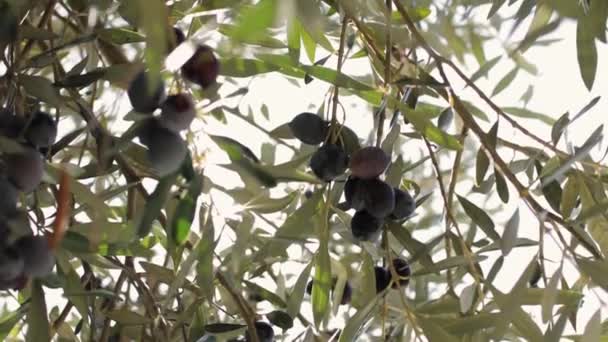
[0,0,607,341]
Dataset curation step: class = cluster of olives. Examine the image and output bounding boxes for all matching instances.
[128,27,219,177]
[346,147,416,241]
[288,113,348,182]
[287,112,418,299]
[373,258,412,293]
[0,110,58,290]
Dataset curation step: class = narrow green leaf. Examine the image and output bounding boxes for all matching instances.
[0,306,27,340]
[396,103,462,150]
[338,294,381,342]
[551,113,570,145]
[137,0,168,89]
[475,148,489,186]
[228,0,277,44]
[170,174,203,245]
[576,258,608,291]
[412,255,486,276]
[26,280,50,342]
[502,107,555,124]
[457,195,500,241]
[287,15,301,63]
[488,0,507,18]
[312,201,331,328]
[300,65,373,91]
[220,58,280,77]
[541,266,561,323]
[494,167,509,203]
[491,67,518,97]
[197,207,216,302]
[19,75,63,107]
[286,262,313,318]
[470,56,502,82]
[543,125,603,185]
[560,175,578,219]
[106,309,152,325]
[582,309,601,342]
[501,208,520,256]
[418,316,460,342]
[244,192,298,214]
[576,19,598,90]
[136,174,177,237]
[97,27,145,44]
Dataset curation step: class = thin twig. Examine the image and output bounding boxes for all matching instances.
[375,0,392,147]
[216,272,260,342]
[330,17,349,143]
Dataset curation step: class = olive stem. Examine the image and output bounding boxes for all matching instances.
[329,17,348,144]
[216,271,260,342]
[375,0,392,148]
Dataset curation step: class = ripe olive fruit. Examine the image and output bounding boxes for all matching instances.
[25,111,57,149]
[15,235,55,277]
[390,188,415,220]
[390,258,411,288]
[306,278,352,305]
[0,176,18,217]
[350,210,383,241]
[6,147,44,193]
[0,246,24,282]
[349,146,390,180]
[374,266,390,293]
[181,45,220,89]
[245,321,274,342]
[168,26,185,51]
[288,112,329,145]
[0,273,27,291]
[0,110,26,138]
[310,144,348,182]
[127,70,166,113]
[359,178,395,218]
[344,177,365,211]
[141,120,188,177]
[160,93,196,133]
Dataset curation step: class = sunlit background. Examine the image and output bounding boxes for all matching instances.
[1,1,607,340]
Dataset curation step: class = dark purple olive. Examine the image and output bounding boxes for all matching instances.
[288,112,329,145]
[349,146,390,180]
[140,119,187,177]
[25,111,57,149]
[181,45,220,89]
[374,266,390,293]
[0,176,18,217]
[344,177,365,210]
[310,144,348,182]
[15,235,55,277]
[127,70,166,114]
[159,93,196,133]
[350,210,383,241]
[6,147,44,193]
[390,258,411,288]
[245,321,274,342]
[390,188,415,220]
[359,178,395,218]
[0,110,26,139]
[168,26,186,51]
[0,245,24,282]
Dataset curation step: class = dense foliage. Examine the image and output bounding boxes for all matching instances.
[0,0,607,341]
